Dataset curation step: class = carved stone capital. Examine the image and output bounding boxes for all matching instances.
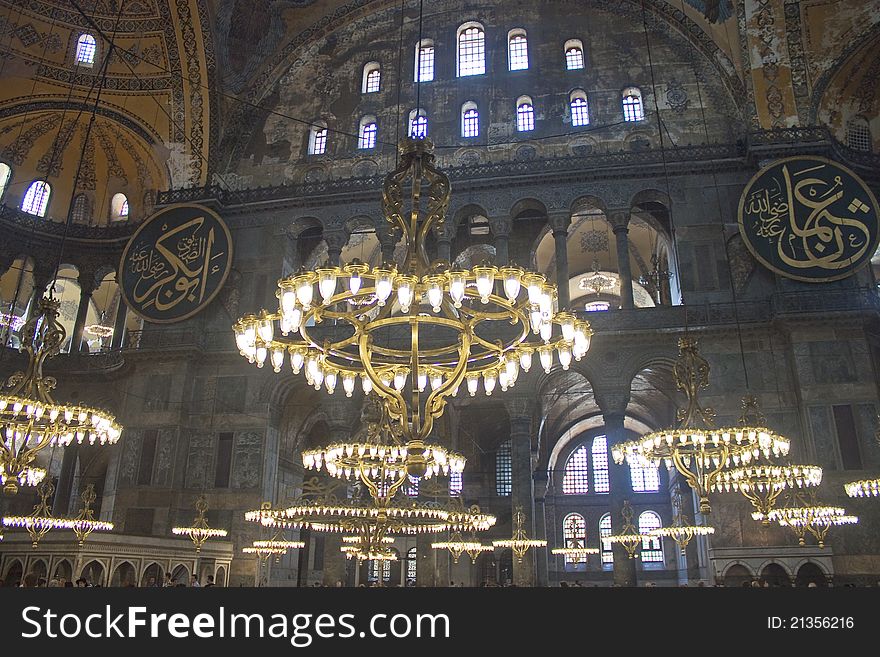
[323,229,348,253]
[593,386,631,418]
[489,215,511,238]
[77,267,100,296]
[548,211,571,235]
[606,207,630,232]
[505,395,536,425]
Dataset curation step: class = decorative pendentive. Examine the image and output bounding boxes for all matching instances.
[1,295,121,495]
[612,338,790,514]
[492,506,546,563]
[737,156,880,283]
[119,203,234,323]
[172,495,228,552]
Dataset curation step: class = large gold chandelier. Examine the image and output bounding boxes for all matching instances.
[172,495,228,552]
[612,339,790,513]
[1,295,122,494]
[233,138,591,465]
[492,506,546,563]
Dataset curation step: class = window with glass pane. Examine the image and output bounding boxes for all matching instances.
[495,440,512,496]
[562,445,589,494]
[365,69,380,93]
[591,435,609,493]
[0,162,11,200]
[462,106,479,138]
[309,126,328,155]
[71,194,90,224]
[21,181,51,217]
[639,511,663,563]
[417,44,434,82]
[599,513,613,565]
[570,95,590,127]
[409,111,428,138]
[449,471,463,496]
[846,117,871,152]
[508,33,528,71]
[516,101,534,132]
[458,26,485,76]
[631,463,660,492]
[562,513,587,567]
[565,47,584,70]
[406,547,417,584]
[622,88,644,122]
[76,34,96,66]
[358,120,377,149]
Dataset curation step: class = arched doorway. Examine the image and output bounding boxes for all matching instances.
[723,564,752,587]
[796,562,827,587]
[29,559,48,583]
[142,562,163,587]
[215,566,226,587]
[111,562,137,587]
[4,560,23,586]
[52,560,73,584]
[171,564,190,586]
[760,563,789,587]
[81,560,105,586]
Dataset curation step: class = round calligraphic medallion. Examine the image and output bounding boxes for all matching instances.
[119,203,233,323]
[738,156,880,283]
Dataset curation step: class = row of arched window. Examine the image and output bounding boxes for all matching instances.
[563,510,663,568]
[307,87,643,155]
[360,26,587,93]
[0,168,130,221]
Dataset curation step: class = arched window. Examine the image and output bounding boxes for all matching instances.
[71,193,90,224]
[495,439,511,496]
[449,471,463,496]
[461,101,479,138]
[599,513,613,566]
[415,40,434,82]
[562,513,587,567]
[408,109,427,139]
[0,162,11,200]
[570,89,590,127]
[406,547,417,585]
[76,33,97,66]
[358,116,377,149]
[562,444,589,494]
[362,62,381,94]
[638,511,664,563]
[846,117,871,152]
[508,29,529,71]
[564,39,584,70]
[21,180,50,217]
[457,23,485,77]
[308,122,328,155]
[110,193,129,221]
[591,435,609,493]
[622,87,645,122]
[631,462,660,492]
[516,96,534,132]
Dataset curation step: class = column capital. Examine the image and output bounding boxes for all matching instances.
[322,229,348,250]
[548,211,571,234]
[594,386,630,418]
[77,268,100,296]
[504,396,536,426]
[488,215,512,238]
[606,207,631,232]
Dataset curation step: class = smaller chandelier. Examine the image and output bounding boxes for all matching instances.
[343,535,394,545]
[768,504,858,548]
[243,538,304,560]
[342,546,398,561]
[0,466,46,492]
[551,546,599,558]
[844,478,880,498]
[2,479,64,548]
[433,530,494,563]
[712,463,822,524]
[649,488,714,555]
[606,501,650,560]
[580,260,617,297]
[172,495,228,552]
[492,506,546,563]
[69,484,113,547]
[84,324,114,339]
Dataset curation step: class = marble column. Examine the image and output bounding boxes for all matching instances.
[549,212,572,309]
[608,208,634,309]
[597,387,636,587]
[324,230,347,267]
[533,470,549,587]
[508,406,536,587]
[72,269,98,353]
[489,216,512,267]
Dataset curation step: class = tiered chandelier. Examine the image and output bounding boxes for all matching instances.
[844,478,880,498]
[612,338,790,513]
[1,295,122,494]
[492,506,546,563]
[649,488,714,555]
[70,484,113,547]
[551,513,598,563]
[3,479,60,548]
[769,505,858,548]
[432,530,494,563]
[606,501,649,560]
[233,138,592,470]
[172,495,228,552]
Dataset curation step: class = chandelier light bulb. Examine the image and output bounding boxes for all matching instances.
[271,348,285,372]
[427,280,443,312]
[519,350,533,372]
[466,374,480,396]
[539,347,553,373]
[417,370,427,392]
[501,267,522,302]
[255,346,267,367]
[318,269,337,303]
[295,276,314,309]
[448,272,466,307]
[281,288,297,314]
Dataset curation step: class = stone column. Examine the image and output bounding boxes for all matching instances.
[111,295,128,349]
[489,216,512,267]
[324,230,347,267]
[507,399,536,587]
[25,264,53,322]
[596,387,636,587]
[321,420,350,586]
[533,470,549,587]
[378,228,399,264]
[549,212,572,309]
[608,208,634,309]
[72,268,98,353]
[53,446,79,516]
